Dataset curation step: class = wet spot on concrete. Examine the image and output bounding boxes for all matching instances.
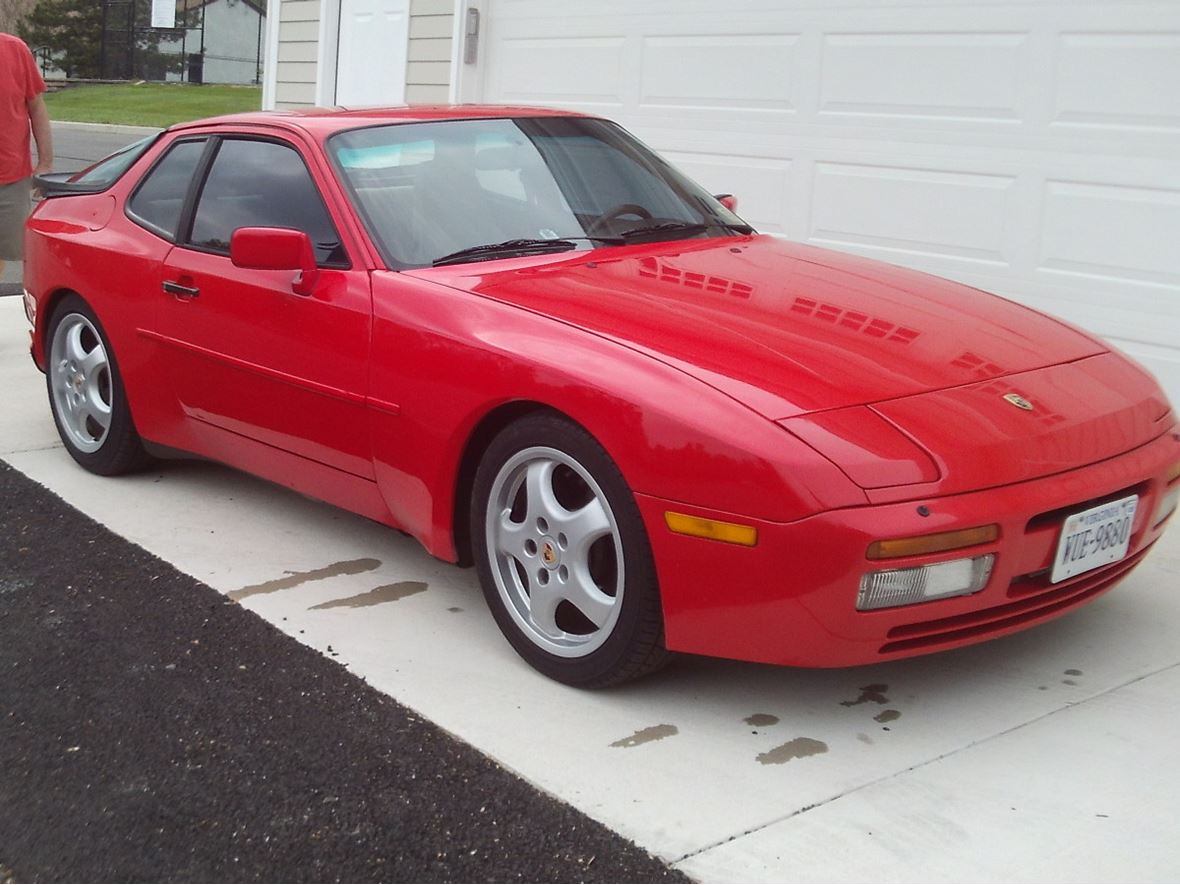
[756,737,828,765]
[309,581,428,610]
[857,733,874,745]
[874,709,901,724]
[448,606,464,613]
[228,558,381,601]
[1038,685,1048,691]
[840,683,889,707]
[610,724,678,748]
[744,713,780,728]
[1063,679,1078,686]
[1065,669,1083,676]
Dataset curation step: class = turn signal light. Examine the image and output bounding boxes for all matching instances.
[1166,461,1180,484]
[664,512,758,547]
[867,524,999,560]
[858,555,995,610]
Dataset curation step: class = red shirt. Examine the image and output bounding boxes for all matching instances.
[0,33,46,185]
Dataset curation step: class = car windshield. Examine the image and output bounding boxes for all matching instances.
[328,116,752,269]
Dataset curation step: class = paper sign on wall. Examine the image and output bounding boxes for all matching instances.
[151,0,177,29]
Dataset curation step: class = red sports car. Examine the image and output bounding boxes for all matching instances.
[24,107,1180,686]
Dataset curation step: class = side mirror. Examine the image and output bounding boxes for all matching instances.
[714,193,738,213]
[230,227,320,296]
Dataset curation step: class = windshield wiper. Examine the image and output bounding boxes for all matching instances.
[564,235,626,246]
[618,221,709,240]
[714,221,756,234]
[432,238,579,267]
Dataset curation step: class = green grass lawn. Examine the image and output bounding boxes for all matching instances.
[43,82,263,128]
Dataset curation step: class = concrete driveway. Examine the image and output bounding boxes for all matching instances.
[3,123,1180,882]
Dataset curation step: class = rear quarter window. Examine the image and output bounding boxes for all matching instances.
[126,139,208,240]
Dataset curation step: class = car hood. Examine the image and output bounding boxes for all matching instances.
[408,235,1107,419]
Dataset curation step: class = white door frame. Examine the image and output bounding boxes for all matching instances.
[315,0,343,106]
[451,0,486,103]
[261,0,281,109]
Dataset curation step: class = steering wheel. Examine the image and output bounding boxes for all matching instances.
[587,203,653,235]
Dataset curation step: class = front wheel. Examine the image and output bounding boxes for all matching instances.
[46,295,149,475]
[471,414,669,687]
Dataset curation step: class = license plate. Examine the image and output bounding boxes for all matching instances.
[1050,494,1138,583]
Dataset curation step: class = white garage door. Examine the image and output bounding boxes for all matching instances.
[459,0,1180,402]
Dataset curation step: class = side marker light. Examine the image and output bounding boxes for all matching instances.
[664,512,758,547]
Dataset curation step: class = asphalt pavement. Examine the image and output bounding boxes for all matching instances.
[0,461,685,883]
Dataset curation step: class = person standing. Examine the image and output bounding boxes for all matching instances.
[1,31,53,283]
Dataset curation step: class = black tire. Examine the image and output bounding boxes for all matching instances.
[470,413,670,687]
[45,294,150,476]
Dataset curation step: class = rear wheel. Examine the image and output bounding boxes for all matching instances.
[471,414,669,687]
[46,295,149,475]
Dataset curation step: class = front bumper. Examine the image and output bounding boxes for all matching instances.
[639,426,1180,667]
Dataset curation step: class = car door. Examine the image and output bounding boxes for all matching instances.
[153,134,373,479]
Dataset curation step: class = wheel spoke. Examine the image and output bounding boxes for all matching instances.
[523,459,562,525]
[560,567,616,628]
[79,344,106,376]
[528,580,562,636]
[64,322,87,365]
[494,507,531,560]
[72,399,93,439]
[561,498,611,559]
[83,385,112,431]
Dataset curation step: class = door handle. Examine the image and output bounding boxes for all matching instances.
[162,280,200,298]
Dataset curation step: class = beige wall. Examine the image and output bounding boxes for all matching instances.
[406,0,453,103]
[270,0,454,109]
[274,0,320,109]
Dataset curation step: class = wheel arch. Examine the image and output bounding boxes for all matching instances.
[450,399,589,567]
[33,287,86,370]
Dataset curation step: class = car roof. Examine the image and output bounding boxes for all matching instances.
[166,104,592,139]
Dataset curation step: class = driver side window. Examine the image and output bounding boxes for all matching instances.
[188,138,347,266]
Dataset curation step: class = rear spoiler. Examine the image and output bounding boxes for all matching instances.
[33,172,109,198]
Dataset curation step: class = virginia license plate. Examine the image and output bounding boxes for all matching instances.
[1050,494,1138,583]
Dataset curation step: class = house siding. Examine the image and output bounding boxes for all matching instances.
[270,0,455,108]
[274,0,321,109]
[406,0,453,103]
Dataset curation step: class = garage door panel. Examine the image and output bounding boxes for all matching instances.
[1040,182,1180,288]
[810,163,1014,265]
[639,35,799,112]
[819,32,1028,123]
[1054,32,1180,133]
[486,36,627,107]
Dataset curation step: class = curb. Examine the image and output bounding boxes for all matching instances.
[52,120,163,136]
